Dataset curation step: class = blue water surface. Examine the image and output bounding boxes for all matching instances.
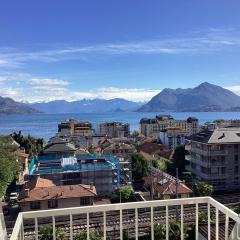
[0,112,240,140]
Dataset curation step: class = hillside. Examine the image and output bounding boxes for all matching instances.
[138,82,240,112]
[0,96,40,114]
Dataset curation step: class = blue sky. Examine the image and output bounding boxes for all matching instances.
[1,0,240,102]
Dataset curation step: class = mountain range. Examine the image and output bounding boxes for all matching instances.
[1,82,240,114]
[138,82,240,112]
[30,98,142,113]
[0,96,39,114]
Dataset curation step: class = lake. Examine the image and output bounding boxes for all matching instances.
[0,112,240,140]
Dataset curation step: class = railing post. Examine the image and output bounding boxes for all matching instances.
[181,205,184,240]
[208,203,211,240]
[87,212,90,240]
[216,208,219,240]
[196,203,198,240]
[34,217,38,240]
[166,206,169,240]
[120,209,123,240]
[151,207,154,240]
[52,216,56,240]
[225,214,229,240]
[70,214,73,240]
[135,208,138,240]
[21,222,24,240]
[103,211,106,240]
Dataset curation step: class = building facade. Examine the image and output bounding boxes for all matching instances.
[102,142,136,184]
[159,128,187,149]
[29,154,120,196]
[97,122,130,138]
[185,128,240,191]
[140,115,199,137]
[18,177,97,211]
[58,119,92,137]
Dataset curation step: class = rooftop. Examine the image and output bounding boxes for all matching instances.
[187,128,240,144]
[18,177,97,202]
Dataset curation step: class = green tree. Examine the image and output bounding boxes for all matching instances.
[74,232,102,240]
[152,157,170,171]
[0,136,21,198]
[111,185,134,203]
[39,225,65,240]
[11,131,45,158]
[167,146,187,177]
[131,153,149,182]
[194,182,213,197]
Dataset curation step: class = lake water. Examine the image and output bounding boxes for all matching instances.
[0,112,240,140]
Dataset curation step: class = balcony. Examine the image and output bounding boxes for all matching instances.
[188,147,228,156]
[186,156,226,168]
[6,197,240,240]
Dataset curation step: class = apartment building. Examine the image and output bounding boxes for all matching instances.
[185,128,240,191]
[159,127,187,149]
[29,154,120,196]
[97,122,130,138]
[140,115,199,137]
[58,119,92,137]
[102,142,136,184]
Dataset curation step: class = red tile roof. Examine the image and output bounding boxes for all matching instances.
[19,177,97,202]
[144,175,192,196]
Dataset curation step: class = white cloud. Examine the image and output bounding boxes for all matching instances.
[225,85,240,95]
[1,28,240,66]
[0,87,23,98]
[29,78,69,87]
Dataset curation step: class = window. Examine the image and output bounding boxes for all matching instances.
[235,166,239,174]
[48,199,58,209]
[235,155,239,164]
[80,197,90,206]
[30,201,41,210]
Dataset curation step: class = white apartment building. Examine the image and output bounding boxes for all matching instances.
[159,127,187,149]
[140,115,199,138]
[185,128,240,191]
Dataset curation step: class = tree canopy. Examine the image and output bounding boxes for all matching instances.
[167,146,187,177]
[131,153,149,182]
[11,131,44,157]
[194,182,213,197]
[0,136,21,198]
[111,185,134,203]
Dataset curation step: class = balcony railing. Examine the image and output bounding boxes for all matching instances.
[6,197,240,240]
[188,147,228,156]
[186,156,226,168]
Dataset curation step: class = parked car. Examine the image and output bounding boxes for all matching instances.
[9,192,19,205]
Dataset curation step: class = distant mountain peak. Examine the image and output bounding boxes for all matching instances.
[138,82,240,112]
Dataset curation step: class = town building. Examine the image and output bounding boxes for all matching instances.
[102,142,136,184]
[58,119,92,137]
[201,119,240,131]
[29,154,120,196]
[159,127,187,149]
[185,128,240,191]
[18,177,97,211]
[140,115,199,137]
[15,150,29,183]
[136,142,174,161]
[144,167,192,199]
[43,139,77,156]
[96,122,130,138]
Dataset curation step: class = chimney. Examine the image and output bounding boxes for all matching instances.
[25,189,30,197]
[90,183,93,190]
